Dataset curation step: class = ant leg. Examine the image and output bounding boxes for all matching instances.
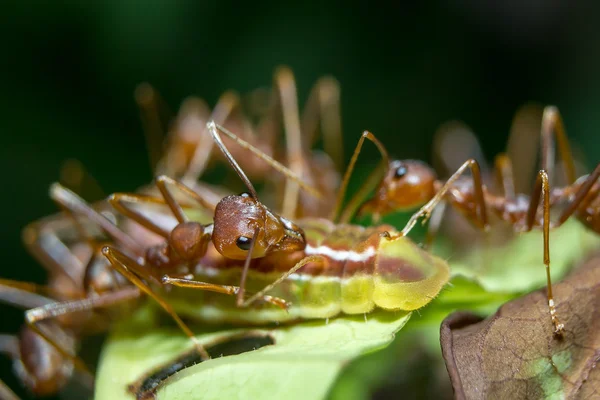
[504,104,543,194]
[22,215,87,287]
[331,131,391,222]
[494,154,516,199]
[162,255,324,309]
[235,228,260,306]
[0,283,95,378]
[400,159,489,237]
[59,159,105,202]
[0,279,58,309]
[423,201,447,250]
[23,183,141,285]
[556,163,600,225]
[274,67,304,218]
[25,287,142,376]
[301,75,343,171]
[0,337,22,400]
[524,170,563,334]
[110,177,218,240]
[206,121,323,200]
[0,378,19,400]
[339,162,386,223]
[161,277,289,310]
[109,193,176,238]
[154,175,217,222]
[242,256,324,307]
[432,121,489,180]
[540,106,576,186]
[50,183,142,255]
[101,247,209,359]
[181,91,240,184]
[134,83,173,173]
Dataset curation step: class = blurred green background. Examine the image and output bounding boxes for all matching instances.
[1,1,600,399]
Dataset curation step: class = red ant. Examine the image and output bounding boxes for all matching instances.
[333,105,599,335]
[135,67,343,219]
[100,121,448,365]
[0,184,145,398]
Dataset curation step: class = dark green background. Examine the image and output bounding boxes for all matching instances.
[1,2,599,399]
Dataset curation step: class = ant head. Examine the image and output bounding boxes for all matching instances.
[212,193,306,260]
[361,160,437,216]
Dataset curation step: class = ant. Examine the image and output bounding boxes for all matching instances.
[136,67,343,219]
[101,121,448,359]
[333,105,599,335]
[0,183,145,398]
[99,120,323,352]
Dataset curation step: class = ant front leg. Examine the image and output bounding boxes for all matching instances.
[331,130,391,223]
[163,255,324,310]
[524,170,564,335]
[101,247,209,359]
[400,159,489,237]
[161,277,290,310]
[161,226,293,311]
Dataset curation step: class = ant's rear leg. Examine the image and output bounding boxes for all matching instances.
[494,154,516,200]
[301,75,343,171]
[540,106,576,186]
[134,83,174,173]
[555,163,600,229]
[525,170,564,335]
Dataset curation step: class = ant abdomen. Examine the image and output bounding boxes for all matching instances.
[15,326,74,397]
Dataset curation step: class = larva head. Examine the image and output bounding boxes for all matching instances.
[361,160,437,217]
[212,193,306,260]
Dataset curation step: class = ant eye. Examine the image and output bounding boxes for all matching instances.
[235,236,253,250]
[394,165,408,178]
[238,192,251,198]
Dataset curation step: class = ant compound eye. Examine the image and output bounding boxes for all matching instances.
[235,236,253,251]
[394,164,408,179]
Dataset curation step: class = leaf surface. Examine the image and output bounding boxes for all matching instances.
[95,310,411,400]
[440,252,600,399]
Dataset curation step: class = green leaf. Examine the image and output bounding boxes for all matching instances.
[449,219,600,293]
[95,309,411,400]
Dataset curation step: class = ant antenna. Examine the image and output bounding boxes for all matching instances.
[331,131,390,222]
[206,121,323,200]
[206,121,259,199]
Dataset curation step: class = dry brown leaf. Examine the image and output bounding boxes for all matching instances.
[440,253,600,400]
